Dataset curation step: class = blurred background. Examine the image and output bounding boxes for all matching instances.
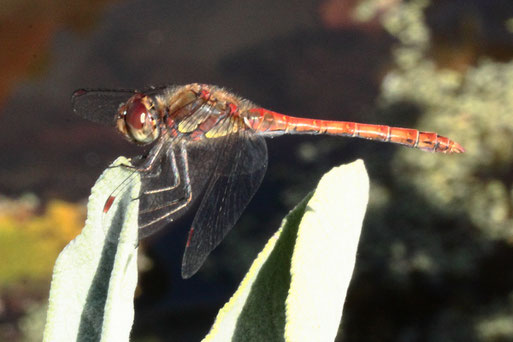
[1,0,513,340]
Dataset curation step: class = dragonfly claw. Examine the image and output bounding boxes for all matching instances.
[449,141,465,154]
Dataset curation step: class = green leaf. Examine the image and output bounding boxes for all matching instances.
[204,159,369,342]
[43,157,140,342]
[43,158,368,341]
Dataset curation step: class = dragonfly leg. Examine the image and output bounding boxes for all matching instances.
[122,137,168,173]
[102,138,170,211]
[138,142,192,233]
[136,147,181,199]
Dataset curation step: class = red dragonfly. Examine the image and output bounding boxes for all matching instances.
[72,83,464,278]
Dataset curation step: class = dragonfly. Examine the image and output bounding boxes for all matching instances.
[72,83,464,278]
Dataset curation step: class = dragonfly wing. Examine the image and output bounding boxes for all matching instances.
[71,86,173,125]
[181,130,268,278]
[72,89,137,125]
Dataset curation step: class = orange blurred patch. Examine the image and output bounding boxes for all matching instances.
[0,0,119,110]
[318,0,399,31]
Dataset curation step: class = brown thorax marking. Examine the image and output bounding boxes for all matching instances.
[158,84,242,116]
[157,84,247,139]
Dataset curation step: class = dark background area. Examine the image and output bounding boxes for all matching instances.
[1,0,513,341]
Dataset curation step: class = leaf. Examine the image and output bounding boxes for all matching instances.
[43,157,140,342]
[203,159,369,342]
[43,158,368,341]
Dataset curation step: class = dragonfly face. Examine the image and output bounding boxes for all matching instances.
[116,93,160,145]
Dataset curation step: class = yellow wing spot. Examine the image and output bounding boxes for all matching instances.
[178,121,198,133]
[205,120,242,138]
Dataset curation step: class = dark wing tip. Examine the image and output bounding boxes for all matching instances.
[181,267,195,279]
[72,89,88,98]
[71,89,88,115]
[71,88,136,126]
[181,228,205,279]
[181,254,203,279]
[71,89,85,110]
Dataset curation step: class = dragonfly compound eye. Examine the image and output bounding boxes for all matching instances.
[117,94,159,144]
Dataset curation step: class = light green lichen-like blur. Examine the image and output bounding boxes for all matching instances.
[0,196,84,289]
[506,18,513,33]
[350,1,513,341]
[358,0,513,242]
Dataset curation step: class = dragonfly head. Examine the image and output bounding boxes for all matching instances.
[117,93,160,144]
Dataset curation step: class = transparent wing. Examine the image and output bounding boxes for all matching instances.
[181,128,268,278]
[71,86,169,125]
[71,89,137,125]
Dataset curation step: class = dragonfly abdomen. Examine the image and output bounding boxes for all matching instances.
[246,108,464,153]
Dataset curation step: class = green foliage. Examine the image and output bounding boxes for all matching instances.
[205,160,369,341]
[0,197,84,289]
[43,159,369,341]
[347,1,513,341]
[376,0,513,242]
[43,157,139,342]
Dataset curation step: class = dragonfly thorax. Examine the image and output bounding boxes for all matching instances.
[117,93,160,144]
